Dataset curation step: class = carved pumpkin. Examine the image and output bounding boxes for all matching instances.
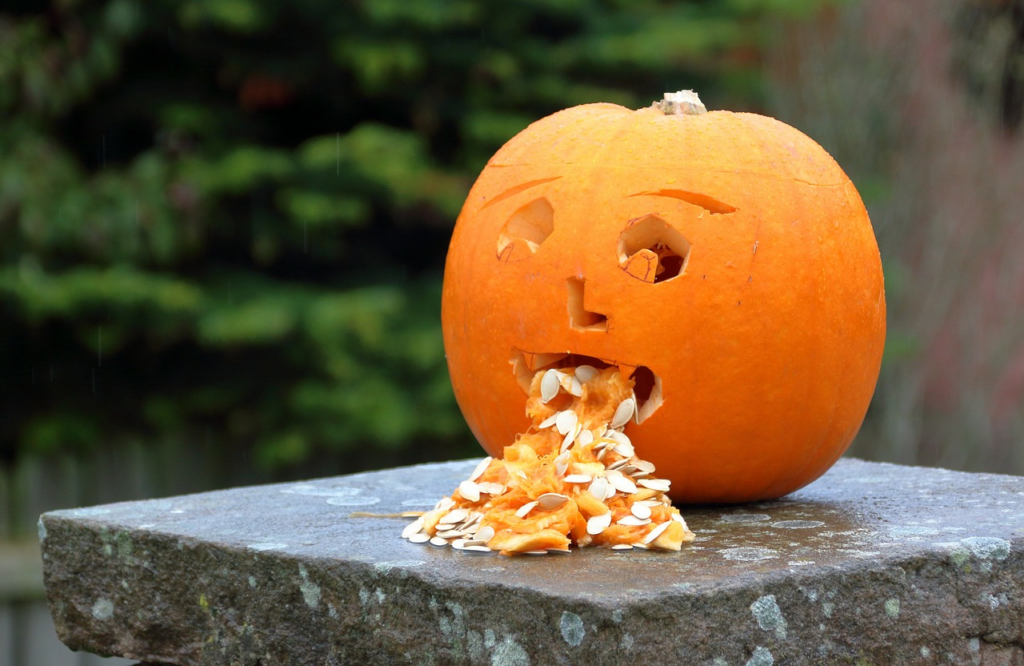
[441,92,886,503]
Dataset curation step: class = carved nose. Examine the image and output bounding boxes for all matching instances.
[566,277,608,331]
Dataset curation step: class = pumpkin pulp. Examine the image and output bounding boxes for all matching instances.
[402,365,695,555]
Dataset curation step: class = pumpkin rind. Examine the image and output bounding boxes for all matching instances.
[442,101,886,504]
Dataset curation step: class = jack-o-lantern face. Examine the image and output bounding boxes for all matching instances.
[442,100,885,503]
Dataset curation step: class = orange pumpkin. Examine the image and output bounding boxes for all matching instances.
[441,92,886,504]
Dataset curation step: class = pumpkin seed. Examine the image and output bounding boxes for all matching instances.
[401,517,424,539]
[606,429,630,444]
[643,521,671,544]
[613,442,635,458]
[554,451,571,477]
[435,529,465,539]
[587,512,612,535]
[606,431,634,456]
[469,457,493,482]
[459,480,481,502]
[515,501,538,518]
[611,544,634,550]
[475,525,495,543]
[631,503,652,520]
[617,515,652,526]
[555,410,578,435]
[429,536,448,547]
[577,429,594,447]
[561,423,581,452]
[611,398,635,429]
[408,533,430,544]
[632,460,656,475]
[588,477,611,502]
[538,493,570,510]
[440,508,469,524]
[538,412,559,429]
[637,478,671,492]
[564,474,592,484]
[540,369,562,403]
[607,472,638,495]
[630,488,658,502]
[461,545,492,553]
[574,365,599,383]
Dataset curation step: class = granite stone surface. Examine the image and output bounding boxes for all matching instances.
[40,458,1024,665]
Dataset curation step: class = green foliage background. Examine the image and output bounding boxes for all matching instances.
[1,0,829,480]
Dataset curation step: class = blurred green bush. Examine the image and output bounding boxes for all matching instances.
[1,0,829,475]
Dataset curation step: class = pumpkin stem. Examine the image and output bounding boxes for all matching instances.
[653,90,707,116]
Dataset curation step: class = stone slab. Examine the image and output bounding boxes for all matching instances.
[40,458,1024,665]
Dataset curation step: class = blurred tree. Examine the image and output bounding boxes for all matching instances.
[1,0,831,477]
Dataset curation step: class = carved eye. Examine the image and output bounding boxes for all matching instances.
[617,215,691,283]
[496,197,554,263]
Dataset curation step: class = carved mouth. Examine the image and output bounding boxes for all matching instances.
[510,348,664,424]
